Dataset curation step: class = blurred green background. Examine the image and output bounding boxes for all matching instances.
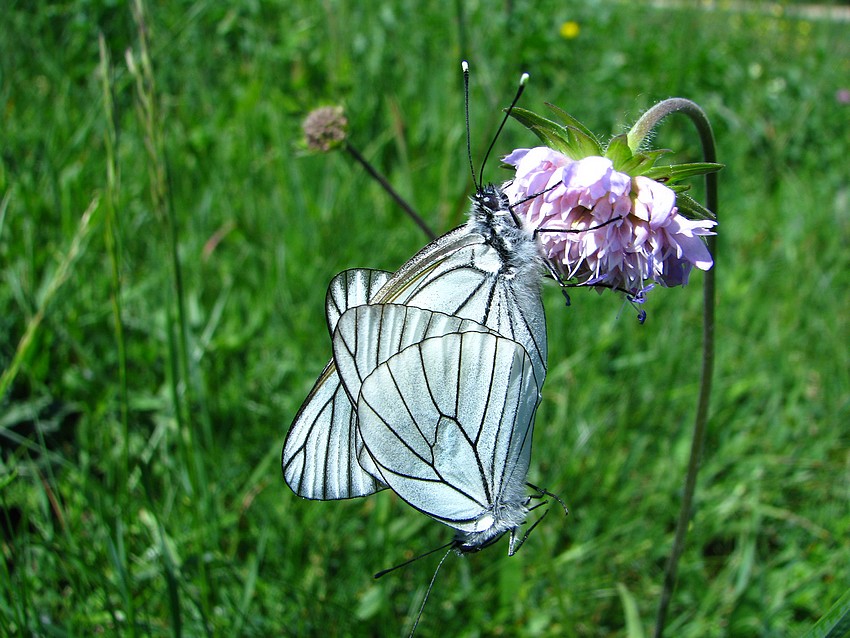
[1,1,848,636]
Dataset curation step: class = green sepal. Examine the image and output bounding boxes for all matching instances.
[543,103,602,147]
[645,162,724,185]
[621,149,672,175]
[569,127,606,159]
[666,182,693,194]
[509,107,603,159]
[676,192,717,221]
[507,107,571,155]
[604,134,634,170]
[604,134,676,176]
[536,127,580,158]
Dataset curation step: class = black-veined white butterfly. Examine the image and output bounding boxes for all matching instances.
[282,62,559,555]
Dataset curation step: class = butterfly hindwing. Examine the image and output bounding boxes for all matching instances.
[325,268,392,338]
[356,330,539,534]
[332,303,499,406]
[282,361,384,499]
[332,303,502,482]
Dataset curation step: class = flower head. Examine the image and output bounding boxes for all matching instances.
[302,106,348,152]
[503,146,716,298]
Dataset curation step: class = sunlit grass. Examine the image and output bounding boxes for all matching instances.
[1,1,848,636]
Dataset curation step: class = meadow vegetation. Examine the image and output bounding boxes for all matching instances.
[1,1,848,636]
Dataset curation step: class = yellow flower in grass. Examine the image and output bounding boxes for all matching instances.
[560,20,580,39]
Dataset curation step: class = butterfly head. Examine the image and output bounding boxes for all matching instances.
[470,183,524,235]
[467,182,543,281]
[472,183,512,219]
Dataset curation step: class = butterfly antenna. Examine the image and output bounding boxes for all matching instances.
[373,540,455,579]
[478,70,529,188]
[461,60,479,192]
[407,546,453,638]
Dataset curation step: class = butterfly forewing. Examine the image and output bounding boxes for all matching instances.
[282,268,394,500]
[357,331,539,533]
[370,232,547,392]
[325,268,392,337]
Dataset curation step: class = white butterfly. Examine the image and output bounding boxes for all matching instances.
[282,179,554,549]
[282,183,547,501]
[282,62,561,553]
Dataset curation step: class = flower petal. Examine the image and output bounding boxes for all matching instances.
[503,146,716,299]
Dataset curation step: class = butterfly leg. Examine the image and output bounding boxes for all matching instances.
[526,481,570,517]
[507,507,551,556]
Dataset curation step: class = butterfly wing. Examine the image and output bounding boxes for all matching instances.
[325,268,392,338]
[283,223,547,500]
[282,268,392,499]
[332,303,499,406]
[332,303,501,479]
[370,226,547,393]
[356,330,539,534]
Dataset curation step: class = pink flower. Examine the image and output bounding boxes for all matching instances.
[503,147,716,297]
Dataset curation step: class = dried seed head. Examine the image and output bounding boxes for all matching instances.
[302,106,348,152]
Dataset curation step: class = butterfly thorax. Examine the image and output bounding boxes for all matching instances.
[468,184,541,279]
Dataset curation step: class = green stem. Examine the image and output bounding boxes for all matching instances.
[800,586,850,638]
[98,34,131,486]
[0,198,99,401]
[99,34,139,638]
[629,99,718,638]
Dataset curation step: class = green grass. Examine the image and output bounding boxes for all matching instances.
[2,0,848,636]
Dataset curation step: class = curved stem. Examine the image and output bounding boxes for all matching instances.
[630,99,718,638]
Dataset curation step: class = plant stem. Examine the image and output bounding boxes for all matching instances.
[629,98,718,638]
[0,197,99,400]
[344,141,436,240]
[98,34,131,485]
